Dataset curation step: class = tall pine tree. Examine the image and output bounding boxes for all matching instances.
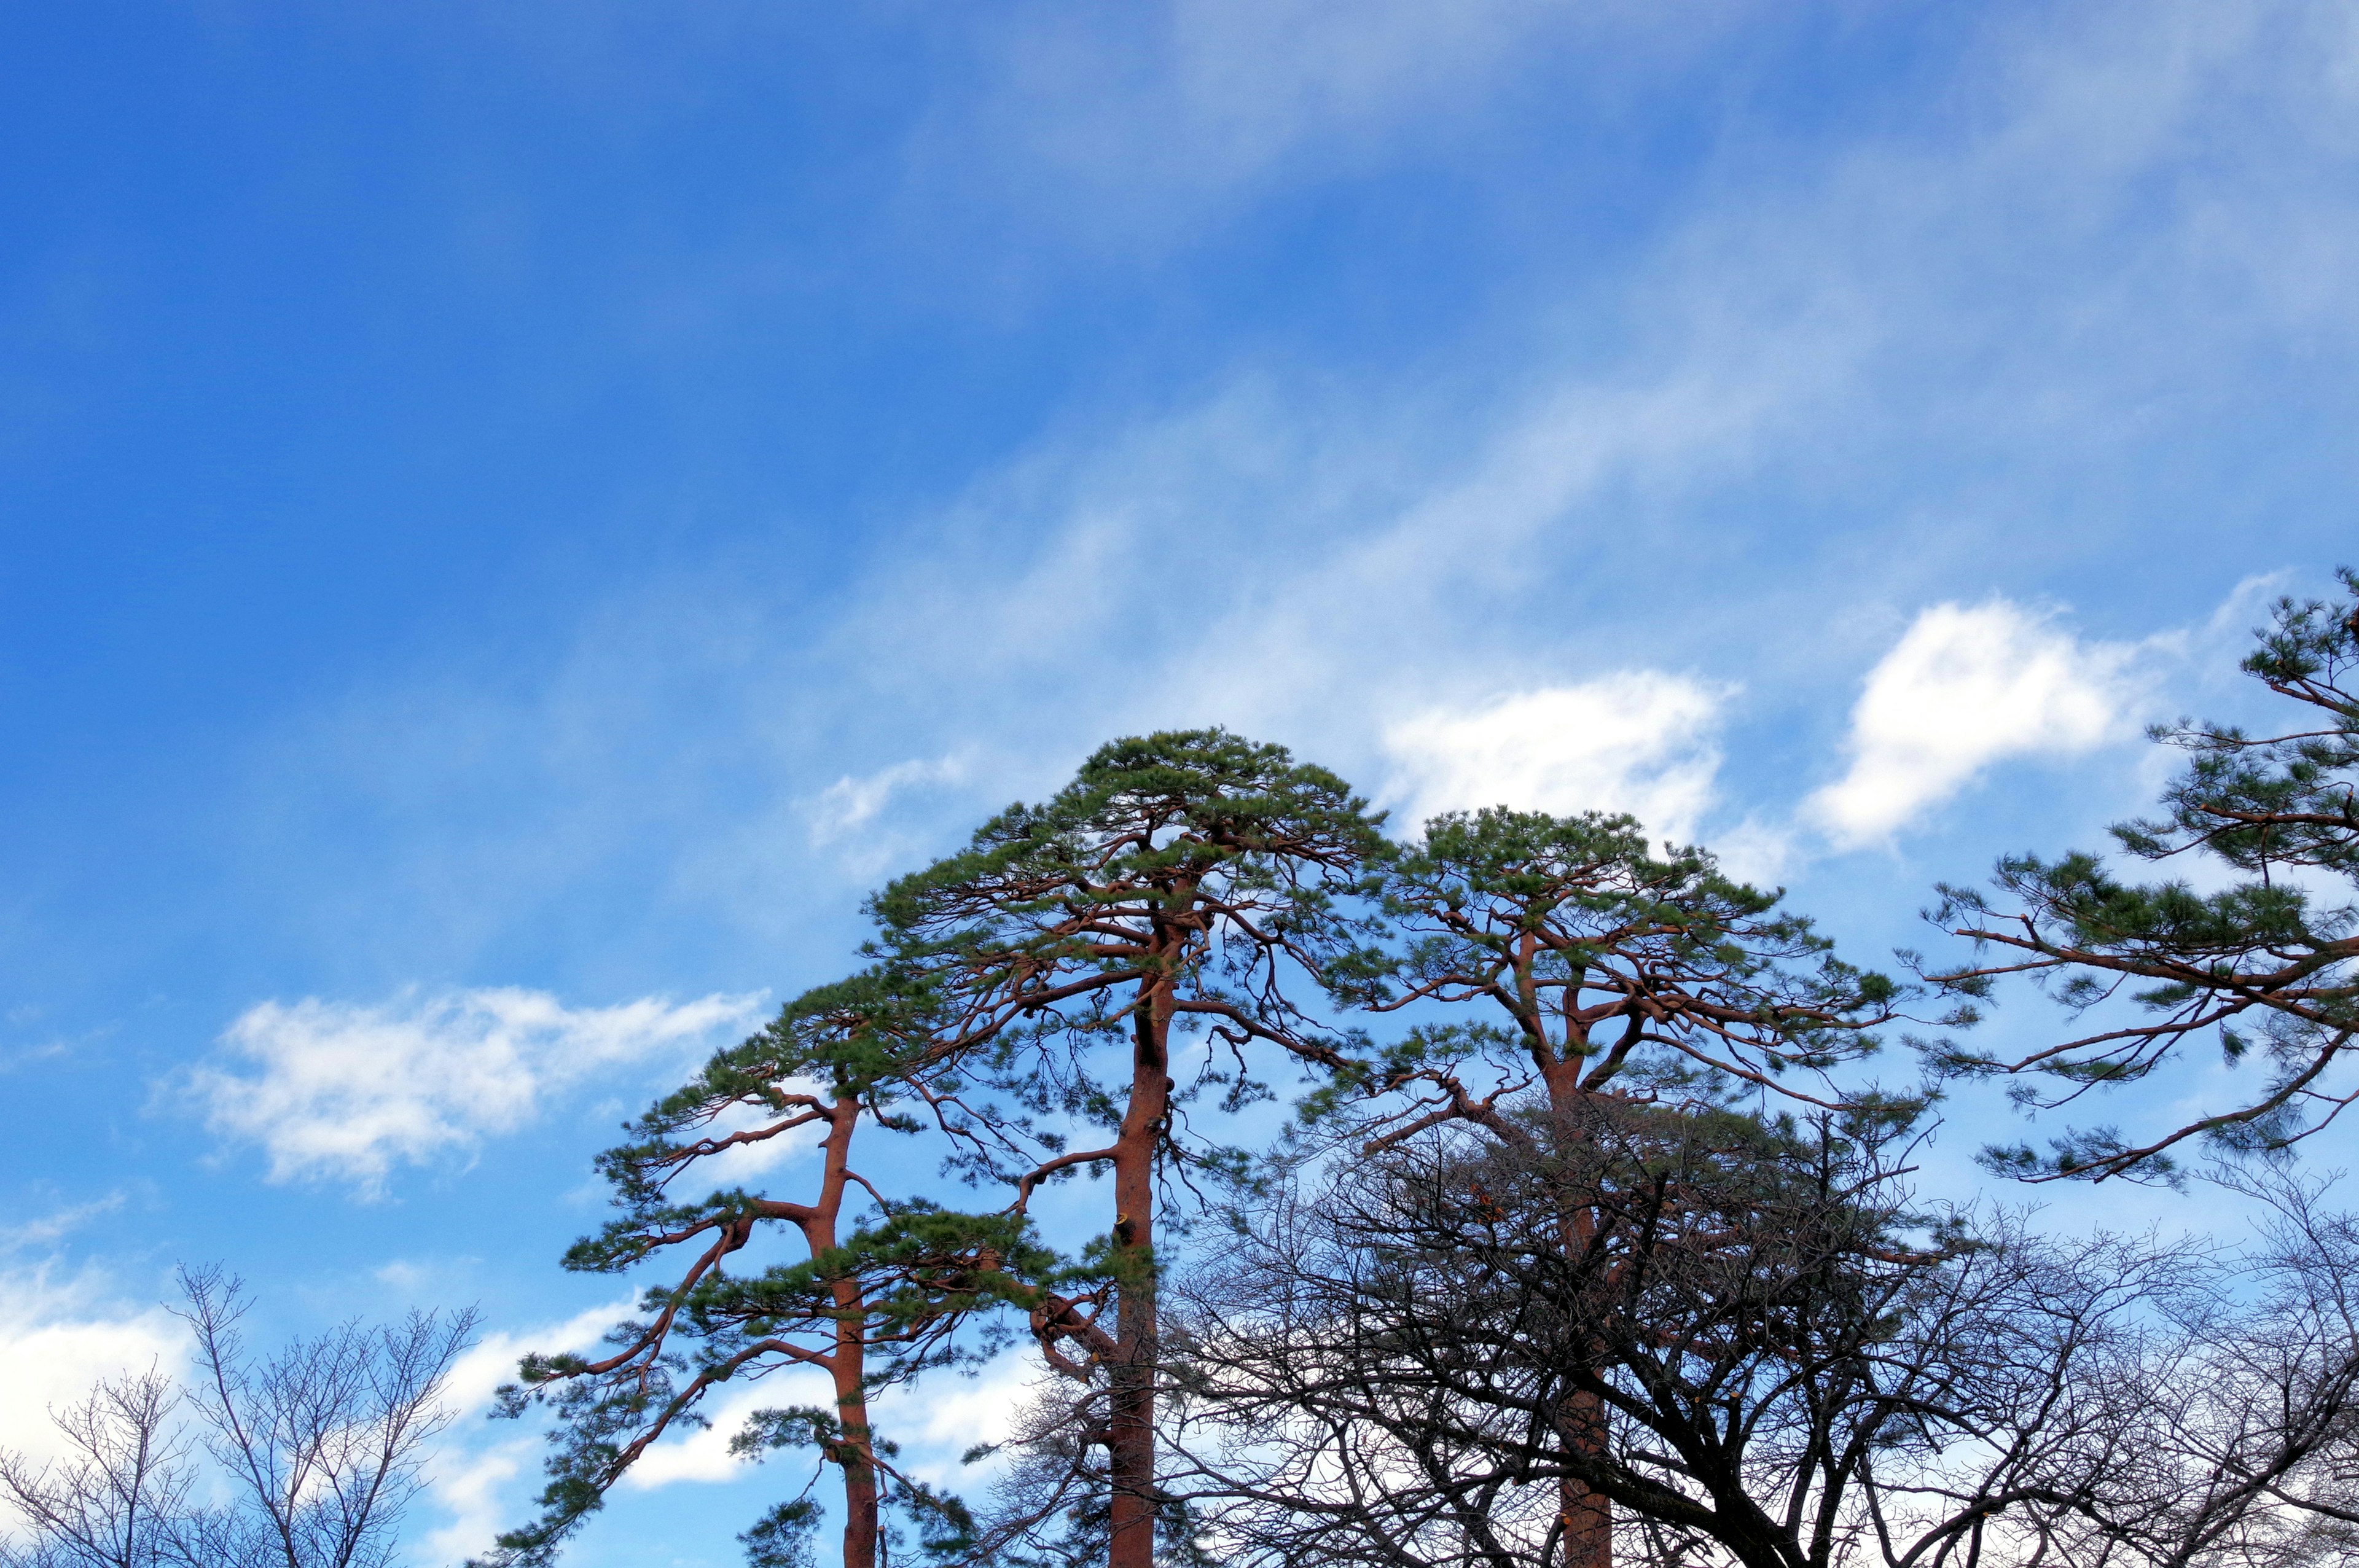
[479,970,1044,1568]
[865,730,1387,1568]
[1324,806,1915,1568]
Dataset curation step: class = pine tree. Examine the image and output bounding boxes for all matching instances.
[1323,806,1916,1568]
[864,729,1388,1568]
[1928,569,2359,1180]
[478,970,1046,1568]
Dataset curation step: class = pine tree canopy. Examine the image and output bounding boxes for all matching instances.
[1927,569,2359,1180]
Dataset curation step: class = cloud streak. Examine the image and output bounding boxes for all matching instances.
[934,0,1621,252]
[193,988,764,1194]
[219,1,2359,983]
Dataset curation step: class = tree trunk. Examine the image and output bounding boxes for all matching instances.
[1106,972,1172,1568]
[814,1097,882,1568]
[1541,1053,1610,1568]
[1559,1388,1612,1568]
[834,1348,879,1568]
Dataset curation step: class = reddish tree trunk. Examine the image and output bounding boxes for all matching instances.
[1106,967,1173,1568]
[1541,1053,1610,1568]
[811,1098,882,1568]
[1559,1388,1612,1568]
[833,1342,880,1568]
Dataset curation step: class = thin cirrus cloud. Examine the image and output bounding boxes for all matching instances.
[216,1,2359,972]
[799,752,974,881]
[944,0,1600,242]
[806,755,969,848]
[190,988,764,1195]
[1380,673,1732,844]
[1805,601,2144,849]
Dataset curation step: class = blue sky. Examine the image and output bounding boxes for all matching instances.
[2,2,2353,1562]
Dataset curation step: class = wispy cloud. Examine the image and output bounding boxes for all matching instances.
[801,753,974,880]
[870,1346,1038,1488]
[221,1,2359,979]
[931,0,1620,252]
[1,1194,126,1254]
[440,1298,628,1420]
[191,988,764,1195]
[807,756,968,848]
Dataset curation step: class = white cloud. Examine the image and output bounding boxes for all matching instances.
[609,1339,1033,1494]
[617,1384,786,1490]
[1381,674,1731,844]
[440,1298,628,1421]
[194,988,764,1194]
[1701,816,1802,891]
[801,754,973,880]
[417,1437,532,1568]
[1806,601,2143,848]
[223,1,2359,971]
[418,1297,634,1564]
[869,1348,1038,1488]
[0,1270,187,1464]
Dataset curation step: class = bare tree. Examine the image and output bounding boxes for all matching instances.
[2036,1168,2359,1568]
[0,1274,474,1568]
[1303,806,1921,1568]
[0,1369,195,1568]
[1140,1102,2359,1568]
[174,1267,477,1568]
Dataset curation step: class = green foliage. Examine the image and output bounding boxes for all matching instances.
[870,728,1387,947]
[578,966,961,1234]
[862,725,1391,1193]
[732,1412,980,1567]
[483,730,1407,1568]
[480,731,1954,1566]
[1311,805,1924,1138]
[740,1499,823,1568]
[681,1202,1057,1347]
[1928,569,2359,1179]
[488,1198,1037,1563]
[475,970,1053,1568]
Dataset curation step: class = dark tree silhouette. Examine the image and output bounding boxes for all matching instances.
[1157,1104,2359,1568]
[1312,807,1918,1568]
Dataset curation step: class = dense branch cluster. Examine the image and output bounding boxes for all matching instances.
[1157,1112,2359,1568]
